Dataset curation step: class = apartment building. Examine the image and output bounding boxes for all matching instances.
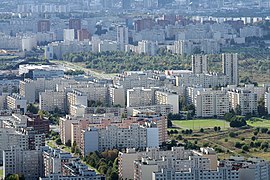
[128,112,168,145]
[0,92,8,110]
[192,54,208,74]
[127,87,155,107]
[39,90,66,113]
[0,128,28,164]
[78,84,109,104]
[59,116,78,144]
[7,93,27,113]
[176,73,228,88]
[127,104,173,116]
[222,53,238,85]
[152,167,239,180]
[43,148,72,176]
[20,78,62,103]
[228,89,258,115]
[81,123,155,156]
[117,25,128,51]
[26,114,50,134]
[113,71,161,91]
[125,148,268,180]
[0,79,19,94]
[194,89,230,117]
[265,92,270,114]
[19,79,36,103]
[41,159,105,180]
[3,147,44,180]
[118,147,193,180]
[109,86,125,107]
[67,90,88,113]
[70,119,89,146]
[219,156,270,180]
[134,155,213,180]
[155,90,179,114]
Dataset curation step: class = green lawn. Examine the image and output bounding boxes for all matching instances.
[247,119,270,128]
[172,119,230,130]
[0,169,3,179]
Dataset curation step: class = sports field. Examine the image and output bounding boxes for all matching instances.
[172,119,230,130]
[247,119,270,128]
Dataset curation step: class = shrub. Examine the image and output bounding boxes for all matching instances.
[242,145,249,151]
[235,142,244,148]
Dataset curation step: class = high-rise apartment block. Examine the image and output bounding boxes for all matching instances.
[38,20,50,33]
[222,53,238,85]
[117,25,129,51]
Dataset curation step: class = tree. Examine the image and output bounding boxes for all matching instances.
[235,105,242,115]
[65,140,72,147]
[224,112,235,121]
[27,104,39,114]
[229,116,247,128]
[5,174,25,180]
[109,171,119,180]
[235,142,243,148]
[187,104,196,117]
[261,128,268,134]
[55,138,62,145]
[242,145,249,151]
[229,132,237,138]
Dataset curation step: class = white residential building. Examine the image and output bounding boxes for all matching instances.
[228,89,258,115]
[39,90,66,113]
[3,147,44,180]
[63,29,75,42]
[265,92,270,114]
[155,90,179,114]
[127,87,155,107]
[109,86,125,107]
[0,128,28,164]
[194,89,230,117]
[7,93,27,114]
[67,90,88,113]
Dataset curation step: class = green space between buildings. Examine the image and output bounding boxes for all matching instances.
[172,119,230,130]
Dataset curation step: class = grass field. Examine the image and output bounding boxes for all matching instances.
[0,169,3,179]
[172,119,230,130]
[247,118,270,128]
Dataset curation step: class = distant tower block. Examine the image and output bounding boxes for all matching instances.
[192,54,208,74]
[222,53,238,85]
[38,20,50,32]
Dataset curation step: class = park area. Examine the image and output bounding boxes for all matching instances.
[169,118,270,161]
[247,118,270,128]
[172,119,230,130]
